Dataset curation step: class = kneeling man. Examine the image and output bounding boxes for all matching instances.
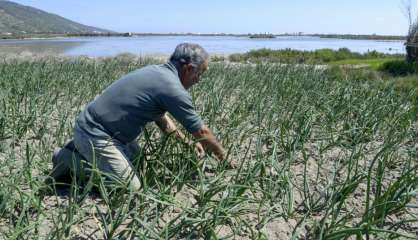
[51,43,226,191]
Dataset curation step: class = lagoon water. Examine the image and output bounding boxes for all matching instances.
[0,35,405,57]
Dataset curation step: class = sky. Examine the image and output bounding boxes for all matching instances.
[11,0,414,35]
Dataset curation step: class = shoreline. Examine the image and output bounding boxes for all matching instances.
[0,33,406,41]
[0,49,404,62]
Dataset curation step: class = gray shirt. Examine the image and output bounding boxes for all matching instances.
[76,62,203,143]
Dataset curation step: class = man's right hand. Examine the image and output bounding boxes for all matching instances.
[192,125,225,161]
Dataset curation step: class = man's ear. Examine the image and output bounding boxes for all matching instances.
[179,64,187,76]
[184,63,194,73]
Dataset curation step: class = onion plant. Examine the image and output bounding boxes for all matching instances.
[0,55,416,239]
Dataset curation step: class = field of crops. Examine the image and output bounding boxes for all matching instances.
[0,55,417,239]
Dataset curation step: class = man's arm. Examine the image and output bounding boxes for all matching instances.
[155,114,205,158]
[192,125,225,161]
[155,113,181,137]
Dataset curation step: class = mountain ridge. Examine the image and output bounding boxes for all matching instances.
[0,0,112,34]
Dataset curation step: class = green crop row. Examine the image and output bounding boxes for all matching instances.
[0,56,417,239]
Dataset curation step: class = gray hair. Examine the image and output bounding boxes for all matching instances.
[170,43,209,69]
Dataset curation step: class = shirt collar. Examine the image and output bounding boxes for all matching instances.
[164,61,180,80]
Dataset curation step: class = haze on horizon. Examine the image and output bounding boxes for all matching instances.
[10,0,414,36]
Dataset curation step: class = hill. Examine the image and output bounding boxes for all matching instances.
[0,0,111,34]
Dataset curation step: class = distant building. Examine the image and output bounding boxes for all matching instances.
[248,33,275,39]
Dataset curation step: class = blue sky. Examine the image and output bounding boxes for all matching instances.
[12,0,412,35]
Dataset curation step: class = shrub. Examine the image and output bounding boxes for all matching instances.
[314,49,337,62]
[379,60,418,76]
[228,48,401,64]
[211,55,226,62]
[363,50,386,59]
[395,76,418,93]
[326,65,381,82]
[229,53,247,62]
[326,65,347,80]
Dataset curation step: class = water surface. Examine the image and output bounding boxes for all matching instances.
[0,36,405,57]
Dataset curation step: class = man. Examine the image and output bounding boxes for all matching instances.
[51,43,226,191]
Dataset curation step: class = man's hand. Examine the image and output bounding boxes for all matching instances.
[156,115,228,163]
[194,142,205,159]
[192,125,225,161]
[226,159,238,169]
[156,114,205,159]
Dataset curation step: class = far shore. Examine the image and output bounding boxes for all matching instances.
[0,32,406,41]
